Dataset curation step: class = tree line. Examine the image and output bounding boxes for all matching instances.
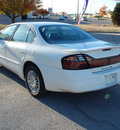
[99,3,120,26]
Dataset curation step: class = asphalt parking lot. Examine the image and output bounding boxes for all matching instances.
[90,32,120,44]
[0,14,113,25]
[0,32,120,130]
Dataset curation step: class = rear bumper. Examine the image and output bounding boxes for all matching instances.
[40,63,120,93]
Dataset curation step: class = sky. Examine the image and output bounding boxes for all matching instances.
[42,0,117,14]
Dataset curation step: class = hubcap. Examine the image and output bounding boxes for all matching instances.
[27,70,40,93]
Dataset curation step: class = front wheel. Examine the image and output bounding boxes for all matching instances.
[25,65,46,97]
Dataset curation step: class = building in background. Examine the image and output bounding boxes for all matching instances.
[27,11,37,18]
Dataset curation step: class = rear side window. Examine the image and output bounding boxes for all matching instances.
[13,25,29,42]
[0,25,17,40]
[26,29,35,43]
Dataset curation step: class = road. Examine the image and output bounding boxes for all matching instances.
[90,32,120,44]
[51,16,113,25]
[0,33,120,130]
[0,14,113,25]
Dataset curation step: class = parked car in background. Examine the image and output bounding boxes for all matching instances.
[82,17,88,21]
[73,16,78,20]
[64,16,68,18]
[59,16,64,20]
[0,22,120,97]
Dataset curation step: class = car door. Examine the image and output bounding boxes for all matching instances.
[5,24,35,75]
[0,39,6,66]
[0,25,17,66]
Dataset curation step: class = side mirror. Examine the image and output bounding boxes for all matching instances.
[0,35,2,40]
[0,32,3,40]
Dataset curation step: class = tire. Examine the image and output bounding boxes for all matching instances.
[25,65,46,97]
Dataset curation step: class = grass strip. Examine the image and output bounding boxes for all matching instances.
[0,24,120,33]
[75,24,120,33]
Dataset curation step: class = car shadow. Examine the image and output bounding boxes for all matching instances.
[0,66,120,129]
[0,66,25,87]
[38,87,120,129]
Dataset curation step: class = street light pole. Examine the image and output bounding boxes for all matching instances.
[51,0,53,15]
[77,0,79,19]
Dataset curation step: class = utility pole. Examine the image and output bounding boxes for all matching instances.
[51,0,53,17]
[52,0,53,14]
[77,0,79,19]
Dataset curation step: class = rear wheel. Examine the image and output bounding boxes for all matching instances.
[25,65,46,97]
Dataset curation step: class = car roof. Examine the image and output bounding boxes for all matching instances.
[12,22,70,28]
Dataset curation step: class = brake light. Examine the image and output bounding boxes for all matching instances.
[88,55,120,68]
[88,58,108,68]
[62,55,88,70]
[102,48,111,51]
[62,54,120,70]
[109,55,120,64]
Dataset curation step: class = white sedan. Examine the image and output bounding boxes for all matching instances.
[0,22,120,97]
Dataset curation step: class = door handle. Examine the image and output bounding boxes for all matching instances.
[1,47,4,50]
[20,51,25,55]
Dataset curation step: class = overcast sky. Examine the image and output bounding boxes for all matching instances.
[42,0,117,14]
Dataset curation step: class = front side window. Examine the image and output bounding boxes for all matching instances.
[0,25,17,40]
[13,25,29,42]
[39,25,96,44]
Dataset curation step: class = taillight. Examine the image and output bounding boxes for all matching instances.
[62,54,120,70]
[87,55,120,68]
[62,54,88,70]
[85,54,108,68]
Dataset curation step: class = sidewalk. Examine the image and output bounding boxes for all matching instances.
[89,32,120,44]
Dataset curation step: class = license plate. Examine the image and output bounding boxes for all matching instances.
[105,73,117,86]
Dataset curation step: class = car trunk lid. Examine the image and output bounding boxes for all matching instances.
[55,40,120,58]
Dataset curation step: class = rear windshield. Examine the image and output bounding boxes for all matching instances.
[39,25,96,44]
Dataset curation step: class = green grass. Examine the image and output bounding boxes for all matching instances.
[0,24,7,30]
[75,24,120,33]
